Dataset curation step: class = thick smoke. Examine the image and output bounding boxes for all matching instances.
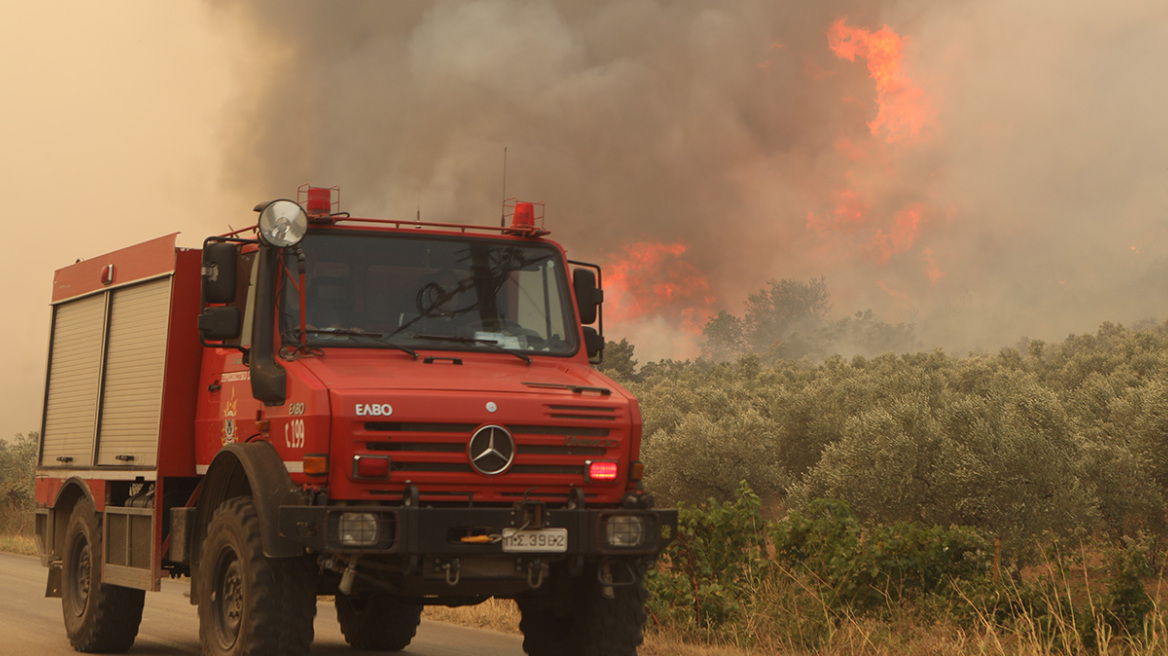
[209,0,1168,359]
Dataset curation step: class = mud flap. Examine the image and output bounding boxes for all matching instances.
[45,561,62,598]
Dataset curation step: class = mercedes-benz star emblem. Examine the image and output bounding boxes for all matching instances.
[468,425,515,476]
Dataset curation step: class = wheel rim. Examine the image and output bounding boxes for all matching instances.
[210,547,244,648]
[66,532,91,618]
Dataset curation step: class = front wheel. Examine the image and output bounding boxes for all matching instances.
[197,497,316,656]
[517,562,648,656]
[61,497,145,653]
[335,591,423,651]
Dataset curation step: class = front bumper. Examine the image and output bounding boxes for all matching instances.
[278,502,677,558]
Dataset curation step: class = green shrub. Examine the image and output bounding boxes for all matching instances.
[771,499,993,613]
[648,482,769,638]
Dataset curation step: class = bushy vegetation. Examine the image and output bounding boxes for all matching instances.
[596,278,1168,653]
[618,319,1168,553]
[0,432,36,537]
[646,484,1168,654]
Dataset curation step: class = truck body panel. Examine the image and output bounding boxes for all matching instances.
[39,235,202,478]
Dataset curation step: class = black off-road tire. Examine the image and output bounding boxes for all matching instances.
[517,562,648,656]
[197,497,317,656]
[61,498,145,653]
[335,591,423,651]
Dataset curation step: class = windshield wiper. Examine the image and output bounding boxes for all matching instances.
[411,334,532,365]
[302,329,418,359]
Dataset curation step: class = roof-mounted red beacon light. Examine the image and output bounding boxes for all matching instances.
[299,183,341,223]
[502,197,549,236]
[512,201,535,229]
[307,188,331,215]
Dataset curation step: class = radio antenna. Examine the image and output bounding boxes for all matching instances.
[500,146,508,227]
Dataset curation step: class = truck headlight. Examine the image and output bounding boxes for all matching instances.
[338,512,378,547]
[257,199,308,247]
[604,514,646,548]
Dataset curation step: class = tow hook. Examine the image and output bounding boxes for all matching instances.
[320,554,362,595]
[340,555,360,595]
[441,559,461,586]
[599,561,615,599]
[597,560,639,598]
[526,559,549,589]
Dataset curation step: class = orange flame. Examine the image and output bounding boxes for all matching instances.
[800,19,944,287]
[828,18,931,143]
[870,202,926,263]
[603,241,714,334]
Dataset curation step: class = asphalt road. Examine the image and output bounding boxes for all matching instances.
[0,552,526,656]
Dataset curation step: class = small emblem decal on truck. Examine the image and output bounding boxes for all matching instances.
[356,403,394,417]
[468,425,515,475]
[565,435,618,449]
[222,390,238,445]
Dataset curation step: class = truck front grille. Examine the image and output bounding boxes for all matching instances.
[360,422,614,477]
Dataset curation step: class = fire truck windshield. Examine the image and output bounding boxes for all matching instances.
[280,230,579,357]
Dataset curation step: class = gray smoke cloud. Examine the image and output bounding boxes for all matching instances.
[207,0,1168,359]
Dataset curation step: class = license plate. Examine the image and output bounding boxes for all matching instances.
[501,527,568,553]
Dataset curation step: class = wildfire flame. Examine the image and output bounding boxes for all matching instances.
[806,18,944,292]
[604,18,944,339]
[602,241,714,334]
[871,202,926,263]
[827,18,932,143]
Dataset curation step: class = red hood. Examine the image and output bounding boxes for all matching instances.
[289,348,640,506]
[293,348,626,398]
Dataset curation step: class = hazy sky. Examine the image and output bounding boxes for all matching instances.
[3,1,1168,442]
[0,1,242,441]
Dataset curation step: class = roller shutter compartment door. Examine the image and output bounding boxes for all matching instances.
[96,279,172,467]
[40,294,107,467]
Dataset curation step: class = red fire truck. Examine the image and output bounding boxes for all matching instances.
[34,186,675,656]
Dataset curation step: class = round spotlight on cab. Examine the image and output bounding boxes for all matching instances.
[256,199,308,247]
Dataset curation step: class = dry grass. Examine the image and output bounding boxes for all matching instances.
[423,597,522,633]
[0,533,36,556]
[423,597,764,654]
[421,598,1011,656]
[0,509,36,556]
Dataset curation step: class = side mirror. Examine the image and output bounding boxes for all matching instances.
[573,268,603,325]
[198,306,241,341]
[203,242,240,304]
[583,326,605,363]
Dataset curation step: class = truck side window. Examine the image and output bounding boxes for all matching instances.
[511,261,566,343]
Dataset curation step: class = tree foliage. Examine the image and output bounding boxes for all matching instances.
[597,338,640,383]
[701,278,916,362]
[743,278,830,354]
[634,321,1168,553]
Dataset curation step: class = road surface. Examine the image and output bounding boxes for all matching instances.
[0,552,526,655]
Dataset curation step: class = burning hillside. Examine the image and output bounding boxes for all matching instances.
[208,0,1168,360]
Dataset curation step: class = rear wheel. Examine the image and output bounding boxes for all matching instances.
[197,497,317,656]
[61,497,145,653]
[517,562,648,656]
[335,591,423,651]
